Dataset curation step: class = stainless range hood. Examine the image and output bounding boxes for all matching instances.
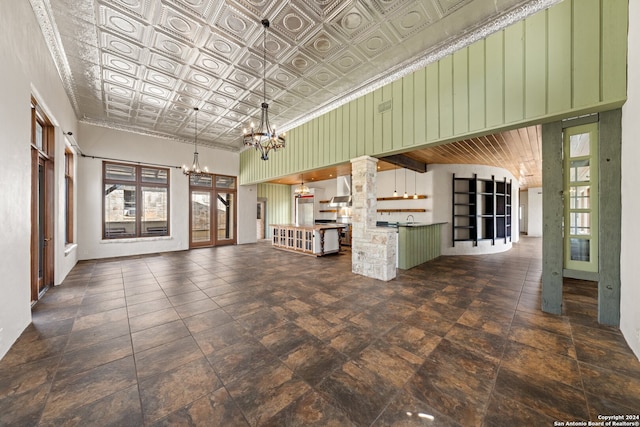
[329,175,352,207]
[329,195,351,206]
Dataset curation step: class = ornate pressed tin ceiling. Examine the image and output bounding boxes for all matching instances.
[30,0,558,151]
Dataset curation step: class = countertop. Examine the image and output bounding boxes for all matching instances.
[376,221,447,228]
[271,224,347,231]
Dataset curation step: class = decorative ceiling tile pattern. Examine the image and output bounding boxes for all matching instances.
[32,0,559,151]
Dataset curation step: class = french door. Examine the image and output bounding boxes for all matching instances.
[31,99,54,303]
[563,122,598,273]
[189,174,236,248]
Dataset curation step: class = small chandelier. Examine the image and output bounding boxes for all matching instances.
[242,19,285,161]
[294,175,310,195]
[183,107,208,175]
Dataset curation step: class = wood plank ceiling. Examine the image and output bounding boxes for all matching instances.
[269,125,542,190]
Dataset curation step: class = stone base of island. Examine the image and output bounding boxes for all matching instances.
[271,224,345,256]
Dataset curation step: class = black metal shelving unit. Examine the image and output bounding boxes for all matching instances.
[452,174,512,246]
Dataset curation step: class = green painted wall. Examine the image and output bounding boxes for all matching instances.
[240,0,627,185]
[257,183,291,239]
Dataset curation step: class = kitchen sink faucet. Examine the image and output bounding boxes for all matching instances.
[406,214,415,223]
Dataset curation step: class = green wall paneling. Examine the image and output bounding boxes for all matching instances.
[356,96,366,156]
[438,55,454,138]
[334,108,345,163]
[573,0,601,109]
[398,224,443,270]
[485,31,504,128]
[426,64,440,142]
[239,0,627,186]
[525,10,547,118]
[403,73,415,147]
[468,41,486,131]
[413,68,427,145]
[504,22,524,123]
[547,0,572,114]
[257,183,292,239]
[314,115,322,165]
[364,92,375,154]
[373,88,384,154]
[327,110,335,164]
[382,84,393,152]
[349,101,358,158]
[601,0,627,104]
[340,104,349,162]
[392,79,404,149]
[453,49,470,136]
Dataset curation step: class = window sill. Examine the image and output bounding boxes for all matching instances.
[100,236,173,244]
[64,243,77,256]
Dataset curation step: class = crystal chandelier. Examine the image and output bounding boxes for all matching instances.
[242,19,285,161]
[183,107,208,175]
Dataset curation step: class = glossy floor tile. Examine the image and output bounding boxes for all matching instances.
[1,237,639,426]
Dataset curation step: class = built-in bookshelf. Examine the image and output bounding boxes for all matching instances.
[452,174,511,246]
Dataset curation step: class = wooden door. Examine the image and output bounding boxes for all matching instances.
[31,152,54,302]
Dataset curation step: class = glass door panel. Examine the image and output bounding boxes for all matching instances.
[216,191,235,244]
[564,123,598,272]
[191,191,212,246]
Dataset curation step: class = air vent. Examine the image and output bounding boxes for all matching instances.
[378,100,392,113]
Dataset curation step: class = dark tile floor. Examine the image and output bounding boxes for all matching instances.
[1,237,639,426]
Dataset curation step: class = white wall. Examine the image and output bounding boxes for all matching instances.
[376,169,433,224]
[527,187,543,237]
[76,123,241,259]
[237,184,257,244]
[428,164,519,256]
[620,0,640,359]
[519,190,529,234]
[0,1,79,359]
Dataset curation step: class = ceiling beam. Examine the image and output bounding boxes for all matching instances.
[378,154,427,173]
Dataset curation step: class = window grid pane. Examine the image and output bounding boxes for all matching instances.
[141,168,168,184]
[215,176,236,189]
[190,174,213,187]
[141,187,168,235]
[192,192,211,243]
[570,133,590,157]
[104,184,136,238]
[106,164,136,181]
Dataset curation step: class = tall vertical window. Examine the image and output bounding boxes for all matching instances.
[64,148,74,244]
[103,162,170,239]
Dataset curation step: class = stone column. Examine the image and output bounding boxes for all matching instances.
[350,155,397,281]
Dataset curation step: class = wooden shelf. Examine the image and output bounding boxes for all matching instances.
[319,200,331,204]
[319,209,337,213]
[377,195,427,201]
[377,208,426,213]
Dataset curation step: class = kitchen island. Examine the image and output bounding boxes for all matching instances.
[271,224,345,256]
[377,222,446,269]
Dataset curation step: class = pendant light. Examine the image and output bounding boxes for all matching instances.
[242,19,285,160]
[393,164,398,197]
[294,175,310,195]
[403,168,409,199]
[413,170,418,199]
[182,107,208,175]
